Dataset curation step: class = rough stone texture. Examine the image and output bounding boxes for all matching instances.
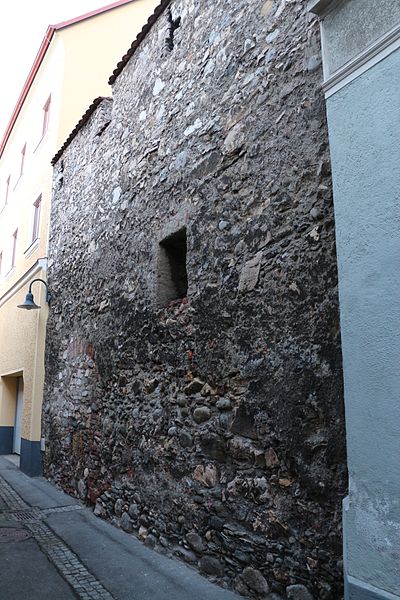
[43,1,346,598]
[242,567,270,594]
[286,584,314,600]
[186,531,204,554]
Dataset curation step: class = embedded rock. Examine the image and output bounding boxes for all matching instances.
[286,584,315,600]
[216,398,231,411]
[114,499,124,518]
[179,430,193,448]
[128,502,139,519]
[120,512,133,533]
[186,531,204,554]
[184,379,204,395]
[193,464,217,487]
[199,556,224,577]
[94,500,106,518]
[193,407,211,424]
[242,567,270,595]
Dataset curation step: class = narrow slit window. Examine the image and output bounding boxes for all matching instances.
[158,228,188,306]
[32,195,41,242]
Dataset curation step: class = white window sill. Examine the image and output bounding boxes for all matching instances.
[24,238,40,258]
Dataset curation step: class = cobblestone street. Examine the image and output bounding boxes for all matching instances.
[0,456,239,600]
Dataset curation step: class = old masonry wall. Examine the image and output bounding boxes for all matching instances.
[44,1,347,598]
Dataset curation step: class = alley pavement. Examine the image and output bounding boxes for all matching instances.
[0,456,240,600]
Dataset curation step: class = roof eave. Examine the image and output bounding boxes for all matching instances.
[109,0,171,85]
[51,96,111,166]
[53,0,136,31]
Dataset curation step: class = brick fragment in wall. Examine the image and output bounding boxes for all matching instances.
[44,1,347,599]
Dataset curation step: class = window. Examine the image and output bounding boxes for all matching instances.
[31,195,41,242]
[4,176,10,206]
[11,230,17,269]
[157,228,188,306]
[42,96,51,137]
[20,144,26,177]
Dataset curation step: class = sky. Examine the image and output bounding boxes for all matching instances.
[0,0,112,138]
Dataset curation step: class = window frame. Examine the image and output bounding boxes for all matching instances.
[20,143,26,178]
[42,95,51,138]
[4,175,10,206]
[11,229,18,269]
[31,195,42,243]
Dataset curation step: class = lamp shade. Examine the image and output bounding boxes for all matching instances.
[17,292,41,310]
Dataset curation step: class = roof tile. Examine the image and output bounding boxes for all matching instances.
[109,0,171,84]
[51,97,110,165]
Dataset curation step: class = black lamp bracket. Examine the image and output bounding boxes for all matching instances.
[29,279,51,304]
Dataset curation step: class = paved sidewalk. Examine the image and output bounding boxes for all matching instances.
[0,456,241,600]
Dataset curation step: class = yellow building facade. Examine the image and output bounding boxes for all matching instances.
[0,0,159,475]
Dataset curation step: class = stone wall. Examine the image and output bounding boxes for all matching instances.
[44,1,347,598]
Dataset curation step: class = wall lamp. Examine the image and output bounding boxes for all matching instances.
[17,279,51,310]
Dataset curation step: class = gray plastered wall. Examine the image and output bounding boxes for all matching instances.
[326,39,400,600]
[310,0,400,598]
